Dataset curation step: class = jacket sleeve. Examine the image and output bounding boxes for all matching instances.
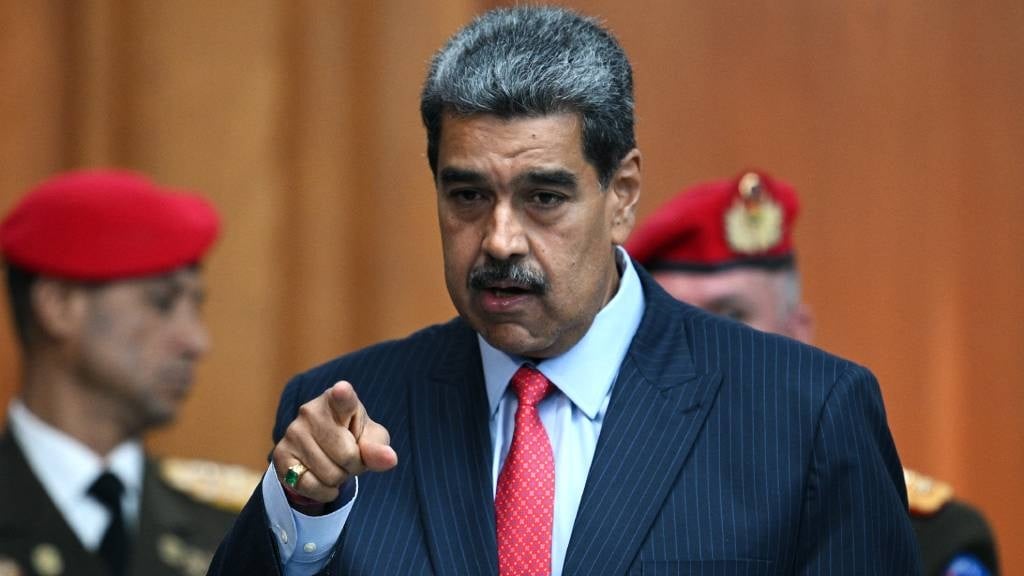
[207,374,335,576]
[206,481,286,575]
[795,364,922,575]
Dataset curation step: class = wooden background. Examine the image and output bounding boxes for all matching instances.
[2,0,1021,569]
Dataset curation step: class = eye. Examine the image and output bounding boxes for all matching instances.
[144,284,189,315]
[530,191,566,207]
[714,306,748,323]
[147,291,178,314]
[448,188,485,204]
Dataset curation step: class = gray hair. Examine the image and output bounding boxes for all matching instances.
[420,6,636,187]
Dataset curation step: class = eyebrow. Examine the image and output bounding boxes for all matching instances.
[705,295,751,312]
[142,270,205,296]
[516,169,577,189]
[439,167,487,186]
[438,167,578,190]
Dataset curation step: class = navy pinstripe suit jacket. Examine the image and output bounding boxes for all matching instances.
[210,266,921,575]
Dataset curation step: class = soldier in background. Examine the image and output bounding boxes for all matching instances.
[0,170,260,576]
[626,169,999,576]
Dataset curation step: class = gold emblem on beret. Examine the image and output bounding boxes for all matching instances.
[30,544,62,576]
[724,172,784,254]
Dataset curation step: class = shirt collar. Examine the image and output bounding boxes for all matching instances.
[481,247,646,419]
[8,399,145,506]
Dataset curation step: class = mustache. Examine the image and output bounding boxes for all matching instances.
[468,260,548,294]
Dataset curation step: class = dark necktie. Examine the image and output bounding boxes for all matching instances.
[495,365,555,576]
[88,471,129,576]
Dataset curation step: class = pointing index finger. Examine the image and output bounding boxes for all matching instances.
[326,380,366,439]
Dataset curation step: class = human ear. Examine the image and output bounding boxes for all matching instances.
[31,279,89,342]
[609,148,642,245]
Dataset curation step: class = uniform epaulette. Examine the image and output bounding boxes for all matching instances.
[160,458,263,514]
[904,468,954,516]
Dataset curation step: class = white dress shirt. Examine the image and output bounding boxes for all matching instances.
[265,247,645,575]
[7,400,144,549]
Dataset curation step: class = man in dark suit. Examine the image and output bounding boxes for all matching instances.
[210,6,921,575]
[0,170,258,576]
[626,169,999,576]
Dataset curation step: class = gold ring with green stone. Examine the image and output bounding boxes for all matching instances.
[284,462,308,488]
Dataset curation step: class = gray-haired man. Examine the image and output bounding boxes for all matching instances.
[210,7,920,575]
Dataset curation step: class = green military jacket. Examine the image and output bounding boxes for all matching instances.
[0,431,259,576]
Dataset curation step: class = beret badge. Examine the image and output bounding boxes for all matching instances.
[724,172,784,254]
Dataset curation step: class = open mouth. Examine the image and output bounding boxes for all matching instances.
[487,284,533,297]
[477,281,538,313]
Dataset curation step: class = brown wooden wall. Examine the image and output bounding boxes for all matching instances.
[2,0,1021,569]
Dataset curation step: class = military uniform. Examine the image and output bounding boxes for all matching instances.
[0,170,237,576]
[905,469,999,576]
[0,430,259,576]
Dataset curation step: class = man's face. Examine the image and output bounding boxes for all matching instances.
[652,267,812,342]
[75,267,210,430]
[436,112,640,359]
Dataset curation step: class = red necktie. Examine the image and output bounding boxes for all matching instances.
[495,365,555,576]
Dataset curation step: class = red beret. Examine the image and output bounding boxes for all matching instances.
[0,169,220,280]
[626,170,799,272]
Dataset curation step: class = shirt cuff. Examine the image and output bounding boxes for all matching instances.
[260,463,358,574]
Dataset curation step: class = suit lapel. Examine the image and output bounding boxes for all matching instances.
[563,271,723,575]
[409,321,499,575]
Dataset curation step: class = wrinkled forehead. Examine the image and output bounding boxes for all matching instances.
[435,112,593,182]
[96,265,205,294]
[651,267,784,306]
[437,111,583,150]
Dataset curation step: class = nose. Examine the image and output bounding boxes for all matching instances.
[481,201,528,260]
[177,307,211,359]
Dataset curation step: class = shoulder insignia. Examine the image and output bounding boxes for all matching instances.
[904,468,954,516]
[0,556,24,576]
[160,458,263,514]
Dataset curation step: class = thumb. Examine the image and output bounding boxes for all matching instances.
[360,442,398,472]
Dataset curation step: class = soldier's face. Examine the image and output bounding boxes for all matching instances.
[653,267,812,343]
[76,267,210,430]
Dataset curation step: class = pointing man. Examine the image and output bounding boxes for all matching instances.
[210,8,920,575]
